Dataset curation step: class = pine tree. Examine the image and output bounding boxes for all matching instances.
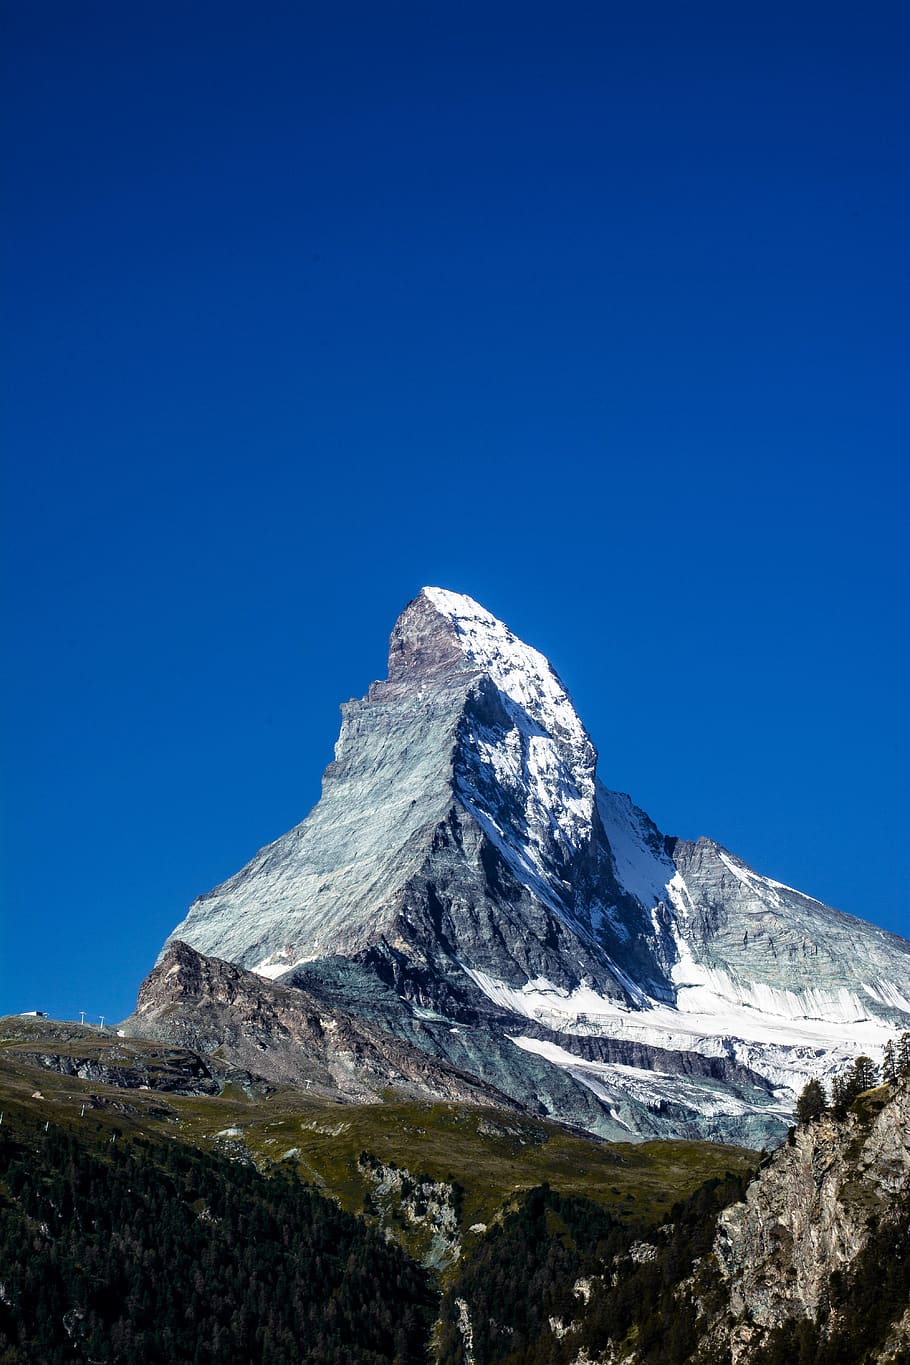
[831,1073,854,1121]
[882,1039,898,1085]
[897,1032,910,1077]
[853,1055,879,1092]
[795,1078,827,1123]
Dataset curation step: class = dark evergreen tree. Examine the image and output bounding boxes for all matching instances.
[830,1074,850,1120]
[896,1031,910,1077]
[881,1039,898,1085]
[795,1079,827,1123]
[852,1055,879,1092]
[831,1056,880,1120]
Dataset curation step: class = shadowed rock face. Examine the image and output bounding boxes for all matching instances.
[7,1045,221,1096]
[153,589,910,1143]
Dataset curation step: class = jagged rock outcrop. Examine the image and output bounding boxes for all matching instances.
[149,588,910,1142]
[124,940,521,1109]
[703,1079,910,1360]
[5,1046,221,1096]
[357,1153,462,1270]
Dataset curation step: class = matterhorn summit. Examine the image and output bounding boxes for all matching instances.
[151,588,910,1144]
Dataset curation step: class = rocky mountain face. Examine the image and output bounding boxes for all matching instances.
[151,588,910,1145]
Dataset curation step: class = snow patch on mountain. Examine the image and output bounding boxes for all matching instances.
[460,966,641,1024]
[595,786,675,909]
[510,1035,793,1123]
[714,848,826,913]
[426,587,601,926]
[456,708,593,877]
[672,956,884,1030]
[863,981,910,1013]
[764,876,827,906]
[461,962,893,1049]
[459,957,896,1101]
[252,953,311,980]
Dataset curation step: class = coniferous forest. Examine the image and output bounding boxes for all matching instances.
[436,1174,750,1365]
[1,1112,749,1365]
[0,1124,435,1364]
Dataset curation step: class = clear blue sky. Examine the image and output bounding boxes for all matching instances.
[2,2,908,1023]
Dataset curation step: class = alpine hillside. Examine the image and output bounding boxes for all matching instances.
[137,589,910,1146]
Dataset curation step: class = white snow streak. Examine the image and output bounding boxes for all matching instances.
[510,1036,792,1121]
[461,960,896,1099]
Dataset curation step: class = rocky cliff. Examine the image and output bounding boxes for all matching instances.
[702,1077,910,1361]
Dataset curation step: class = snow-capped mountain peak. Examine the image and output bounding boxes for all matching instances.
[420,587,588,750]
[158,588,910,1146]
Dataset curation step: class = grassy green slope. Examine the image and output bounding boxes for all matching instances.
[0,1017,756,1262]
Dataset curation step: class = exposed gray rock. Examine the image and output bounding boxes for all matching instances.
[358,1154,462,1269]
[668,833,910,1012]
[7,1047,220,1096]
[704,1079,910,1359]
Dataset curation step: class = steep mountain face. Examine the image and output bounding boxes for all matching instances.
[157,588,910,1144]
[166,589,665,1003]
